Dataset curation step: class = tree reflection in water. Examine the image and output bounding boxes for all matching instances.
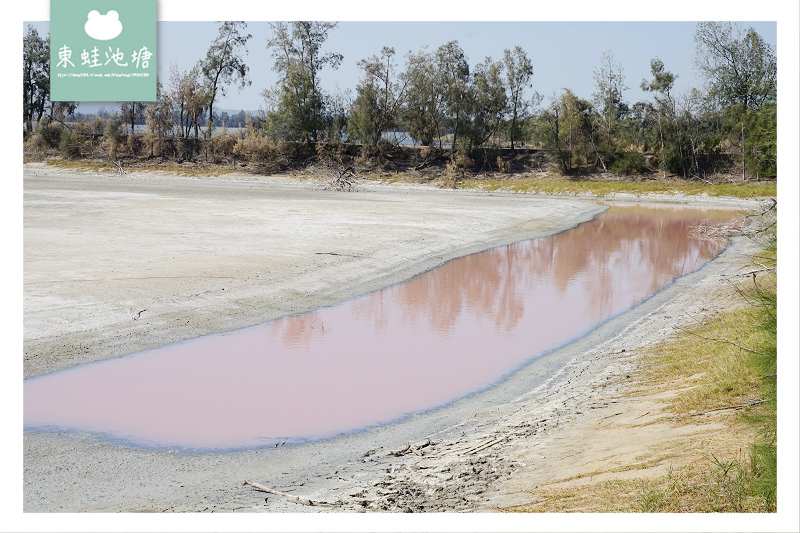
[24,205,741,449]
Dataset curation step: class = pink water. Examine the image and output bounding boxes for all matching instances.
[24,205,738,449]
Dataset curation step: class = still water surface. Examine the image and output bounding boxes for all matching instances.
[24,205,739,449]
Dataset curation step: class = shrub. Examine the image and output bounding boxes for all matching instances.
[208,129,237,162]
[496,155,511,174]
[126,133,141,156]
[104,115,123,158]
[451,150,474,170]
[58,131,83,159]
[610,151,646,176]
[38,118,63,148]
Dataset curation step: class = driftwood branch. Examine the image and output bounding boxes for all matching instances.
[723,267,776,278]
[392,438,435,457]
[113,159,128,176]
[673,325,767,356]
[309,156,358,191]
[392,442,411,457]
[462,437,506,455]
[243,480,337,507]
[315,252,388,265]
[690,399,767,417]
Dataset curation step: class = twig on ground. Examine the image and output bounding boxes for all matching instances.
[392,442,411,456]
[309,156,359,191]
[243,480,337,507]
[673,325,766,356]
[688,219,746,244]
[723,267,775,278]
[689,399,767,417]
[113,159,127,176]
[315,252,388,265]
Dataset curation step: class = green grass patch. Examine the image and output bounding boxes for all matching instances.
[457,175,776,198]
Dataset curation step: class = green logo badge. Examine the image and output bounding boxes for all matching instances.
[50,0,157,101]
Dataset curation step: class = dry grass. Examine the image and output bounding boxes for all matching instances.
[637,310,768,415]
[44,159,236,177]
[511,450,766,513]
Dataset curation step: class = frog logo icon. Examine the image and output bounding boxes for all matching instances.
[84,10,123,41]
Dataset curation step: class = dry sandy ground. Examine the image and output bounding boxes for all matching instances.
[20,163,770,526]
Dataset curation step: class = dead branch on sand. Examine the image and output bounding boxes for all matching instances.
[689,398,767,417]
[308,155,359,191]
[243,480,338,507]
[688,219,746,245]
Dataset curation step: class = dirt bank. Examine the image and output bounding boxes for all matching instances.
[22,163,767,524]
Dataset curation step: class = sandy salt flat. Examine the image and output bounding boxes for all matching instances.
[22,163,764,515]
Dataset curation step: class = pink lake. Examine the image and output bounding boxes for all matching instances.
[23,205,739,449]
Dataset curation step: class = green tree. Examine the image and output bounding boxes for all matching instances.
[466,56,507,149]
[694,22,777,111]
[641,57,677,178]
[23,24,49,134]
[348,83,380,145]
[586,51,630,173]
[265,21,343,142]
[104,114,124,159]
[435,41,471,150]
[537,89,593,173]
[694,23,776,179]
[200,21,251,138]
[399,47,445,147]
[503,46,533,150]
[349,47,404,145]
[322,88,351,142]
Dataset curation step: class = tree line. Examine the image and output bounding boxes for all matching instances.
[23,21,777,180]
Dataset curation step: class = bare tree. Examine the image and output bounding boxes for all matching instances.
[144,82,174,158]
[120,102,147,136]
[169,65,208,139]
[200,21,252,138]
[592,50,629,144]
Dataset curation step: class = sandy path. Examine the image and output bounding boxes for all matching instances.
[22,163,764,518]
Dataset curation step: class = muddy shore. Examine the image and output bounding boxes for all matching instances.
[21,163,767,525]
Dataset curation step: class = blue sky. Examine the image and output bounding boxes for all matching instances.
[27,19,777,114]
